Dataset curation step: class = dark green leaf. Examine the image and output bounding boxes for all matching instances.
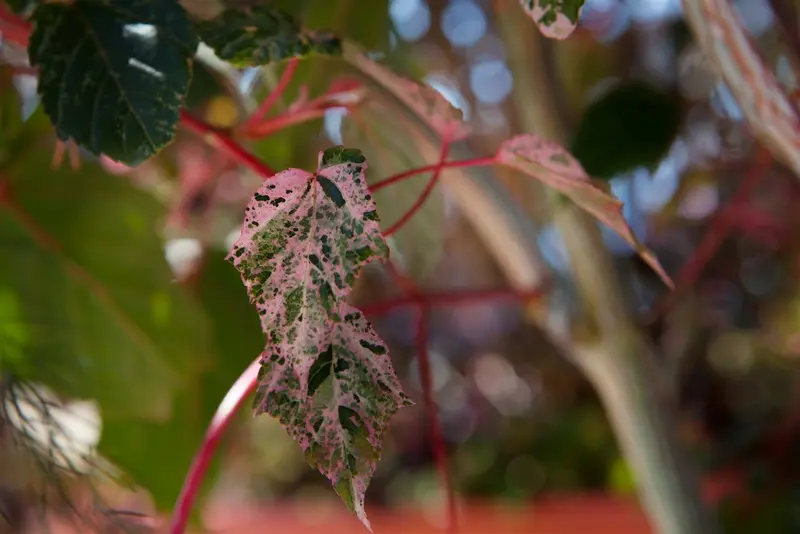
[28,0,199,166]
[570,82,681,180]
[0,130,211,420]
[193,5,341,67]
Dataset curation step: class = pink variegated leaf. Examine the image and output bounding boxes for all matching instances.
[519,0,586,40]
[227,146,412,530]
[496,134,673,288]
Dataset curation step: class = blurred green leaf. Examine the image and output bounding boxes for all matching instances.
[570,81,681,180]
[99,250,262,510]
[270,0,389,50]
[0,127,211,420]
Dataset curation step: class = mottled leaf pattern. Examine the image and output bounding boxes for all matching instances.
[519,0,586,40]
[194,5,341,67]
[29,0,198,166]
[496,134,673,287]
[227,147,412,529]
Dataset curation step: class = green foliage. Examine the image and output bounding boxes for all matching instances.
[571,82,682,180]
[99,251,262,511]
[193,5,341,67]
[0,128,211,420]
[28,0,198,166]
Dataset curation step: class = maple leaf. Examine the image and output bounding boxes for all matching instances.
[227,146,412,529]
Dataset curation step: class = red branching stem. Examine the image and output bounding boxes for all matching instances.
[165,284,544,533]
[369,156,495,193]
[0,2,31,47]
[414,306,459,533]
[359,287,546,317]
[179,110,276,179]
[239,107,329,139]
[240,58,299,130]
[648,146,773,322]
[168,358,261,534]
[383,142,451,237]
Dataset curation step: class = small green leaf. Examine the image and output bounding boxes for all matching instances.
[28,0,199,166]
[519,0,586,39]
[194,5,341,67]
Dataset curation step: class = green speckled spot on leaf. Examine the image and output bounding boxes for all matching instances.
[226,146,412,530]
[519,0,586,39]
[194,5,341,67]
[28,0,198,166]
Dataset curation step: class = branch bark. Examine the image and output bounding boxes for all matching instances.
[490,3,721,534]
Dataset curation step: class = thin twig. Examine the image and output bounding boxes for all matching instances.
[415,306,458,533]
[370,156,495,192]
[241,58,299,130]
[647,146,772,323]
[384,141,451,236]
[179,111,277,179]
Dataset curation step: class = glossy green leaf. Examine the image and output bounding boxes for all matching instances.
[0,132,211,420]
[519,0,586,39]
[28,0,198,166]
[194,5,340,67]
[571,82,681,180]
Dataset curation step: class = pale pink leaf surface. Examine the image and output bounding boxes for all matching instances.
[344,44,471,142]
[496,134,673,288]
[519,0,585,40]
[226,147,412,530]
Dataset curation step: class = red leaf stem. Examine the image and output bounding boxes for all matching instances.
[240,58,299,130]
[369,156,495,192]
[358,287,546,317]
[238,107,330,139]
[383,142,451,237]
[168,358,261,534]
[647,146,773,322]
[179,110,277,179]
[166,285,545,534]
[415,305,459,533]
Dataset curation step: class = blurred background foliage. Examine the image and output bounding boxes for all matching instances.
[4,0,800,533]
